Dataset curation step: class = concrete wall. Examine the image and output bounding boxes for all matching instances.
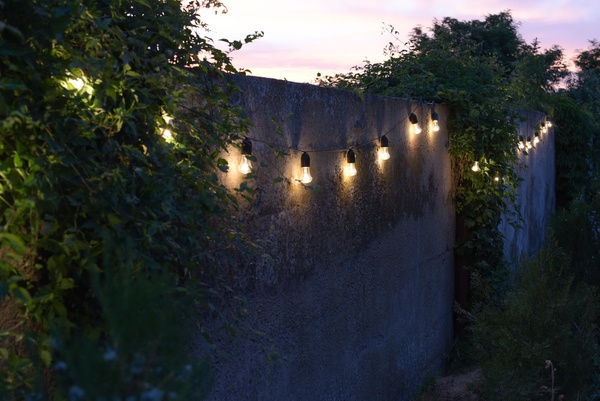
[499,111,556,267]
[196,75,456,401]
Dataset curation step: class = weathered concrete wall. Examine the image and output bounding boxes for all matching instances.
[196,75,456,401]
[499,111,556,267]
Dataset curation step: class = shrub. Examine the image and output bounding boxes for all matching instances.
[469,241,599,400]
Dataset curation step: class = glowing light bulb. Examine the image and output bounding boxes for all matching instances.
[378,135,390,161]
[518,135,525,150]
[346,149,357,176]
[301,167,312,183]
[526,137,533,149]
[238,155,252,174]
[68,77,85,91]
[409,113,421,135]
[378,147,390,161]
[431,112,440,132]
[471,161,480,172]
[161,114,174,142]
[533,132,540,145]
[300,152,312,184]
[547,120,552,128]
[542,125,547,134]
[347,163,357,176]
[238,138,253,175]
[494,175,500,182]
[162,128,173,142]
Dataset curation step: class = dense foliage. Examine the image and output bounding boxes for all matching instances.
[558,39,600,206]
[0,0,259,399]
[318,11,566,303]
[320,11,600,399]
[470,241,599,400]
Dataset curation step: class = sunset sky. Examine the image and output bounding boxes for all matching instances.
[199,0,599,84]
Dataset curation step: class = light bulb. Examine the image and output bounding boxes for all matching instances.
[346,149,357,176]
[301,166,312,183]
[431,112,440,132]
[347,163,357,176]
[378,135,390,161]
[378,147,390,161]
[300,152,312,183]
[68,77,85,91]
[533,133,540,145]
[161,114,174,142]
[409,113,421,135]
[547,120,552,128]
[526,137,533,149]
[162,128,173,142]
[238,138,253,175]
[518,136,525,150]
[494,175,500,182]
[471,161,480,172]
[238,155,252,174]
[542,125,547,134]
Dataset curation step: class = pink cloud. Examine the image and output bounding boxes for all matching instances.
[204,0,600,82]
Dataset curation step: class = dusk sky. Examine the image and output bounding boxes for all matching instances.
[200,0,599,84]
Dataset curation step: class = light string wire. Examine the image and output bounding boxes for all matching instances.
[180,100,550,158]
[239,100,441,155]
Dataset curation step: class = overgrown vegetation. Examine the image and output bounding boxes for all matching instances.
[320,10,600,399]
[318,10,566,306]
[469,240,599,400]
[0,0,260,399]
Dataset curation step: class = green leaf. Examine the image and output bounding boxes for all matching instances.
[0,233,26,255]
[40,349,52,367]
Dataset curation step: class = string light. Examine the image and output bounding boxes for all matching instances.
[546,119,552,128]
[238,137,253,175]
[471,154,480,172]
[346,149,357,176]
[541,124,547,134]
[409,113,422,134]
[378,135,391,161]
[161,113,174,142]
[219,106,548,185]
[68,77,85,91]
[431,111,440,132]
[300,152,313,184]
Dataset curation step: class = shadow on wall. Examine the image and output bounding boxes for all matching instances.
[194,75,554,401]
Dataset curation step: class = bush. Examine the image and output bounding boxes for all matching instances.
[469,241,599,400]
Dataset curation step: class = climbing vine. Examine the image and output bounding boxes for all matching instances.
[318,12,566,305]
[0,0,261,399]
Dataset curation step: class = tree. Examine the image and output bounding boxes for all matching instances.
[0,0,260,399]
[559,39,600,205]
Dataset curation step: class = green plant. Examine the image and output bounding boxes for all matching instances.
[0,0,261,398]
[469,241,599,401]
[318,11,565,306]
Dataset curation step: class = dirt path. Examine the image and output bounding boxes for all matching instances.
[419,367,483,401]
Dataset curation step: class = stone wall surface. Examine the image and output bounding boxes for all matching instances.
[499,111,555,267]
[195,75,455,401]
[193,75,555,401]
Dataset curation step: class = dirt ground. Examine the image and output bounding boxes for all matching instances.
[419,367,484,401]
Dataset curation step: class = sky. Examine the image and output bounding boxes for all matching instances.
[198,0,599,84]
